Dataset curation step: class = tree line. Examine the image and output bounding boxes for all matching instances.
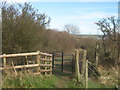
[2,2,79,54]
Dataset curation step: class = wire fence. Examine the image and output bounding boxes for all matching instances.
[74,49,118,88]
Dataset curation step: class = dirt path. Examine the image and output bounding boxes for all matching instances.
[55,75,70,88]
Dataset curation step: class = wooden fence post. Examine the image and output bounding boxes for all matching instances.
[11,59,17,75]
[95,42,99,66]
[26,56,28,65]
[61,52,64,72]
[3,54,6,68]
[85,59,88,89]
[3,54,6,74]
[82,50,87,76]
[45,55,47,75]
[72,55,74,74]
[37,51,41,74]
[50,56,52,75]
[75,50,80,82]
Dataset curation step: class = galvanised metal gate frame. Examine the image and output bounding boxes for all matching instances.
[51,51,74,74]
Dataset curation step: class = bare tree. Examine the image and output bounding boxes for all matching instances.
[95,16,119,67]
[64,24,80,34]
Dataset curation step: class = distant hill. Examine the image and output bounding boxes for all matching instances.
[73,34,102,39]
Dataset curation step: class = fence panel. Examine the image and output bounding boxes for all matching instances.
[0,51,52,76]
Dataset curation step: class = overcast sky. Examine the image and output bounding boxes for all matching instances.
[1,0,119,34]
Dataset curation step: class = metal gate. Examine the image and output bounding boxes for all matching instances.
[52,51,74,74]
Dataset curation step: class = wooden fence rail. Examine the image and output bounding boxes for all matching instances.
[0,51,52,75]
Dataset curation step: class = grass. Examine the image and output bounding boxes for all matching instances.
[67,78,109,88]
[2,72,110,88]
[97,66,119,87]
[2,73,57,88]
[88,79,108,88]
[3,66,116,89]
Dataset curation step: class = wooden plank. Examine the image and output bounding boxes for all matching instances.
[12,64,39,69]
[40,69,52,72]
[40,64,52,67]
[0,52,39,58]
[41,58,52,61]
[0,52,52,58]
[0,64,52,70]
[33,72,40,75]
[40,52,52,56]
[0,64,40,70]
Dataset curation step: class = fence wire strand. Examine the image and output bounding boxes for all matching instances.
[88,61,110,88]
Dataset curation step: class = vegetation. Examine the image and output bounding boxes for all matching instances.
[1,2,120,89]
[2,73,108,88]
[3,73,57,88]
[64,24,80,34]
[2,2,50,53]
[95,17,120,68]
[2,2,79,54]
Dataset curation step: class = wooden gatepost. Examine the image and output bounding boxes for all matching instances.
[75,49,88,88]
[75,49,81,82]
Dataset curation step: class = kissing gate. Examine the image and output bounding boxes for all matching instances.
[0,49,87,77]
[51,51,74,74]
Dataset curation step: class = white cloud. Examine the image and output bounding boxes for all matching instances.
[77,21,102,34]
[50,11,117,34]
[66,12,117,20]
[1,0,118,34]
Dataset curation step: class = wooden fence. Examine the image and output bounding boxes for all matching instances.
[0,51,52,75]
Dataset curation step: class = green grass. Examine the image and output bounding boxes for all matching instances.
[2,73,111,88]
[67,78,108,88]
[88,79,108,88]
[3,74,57,88]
